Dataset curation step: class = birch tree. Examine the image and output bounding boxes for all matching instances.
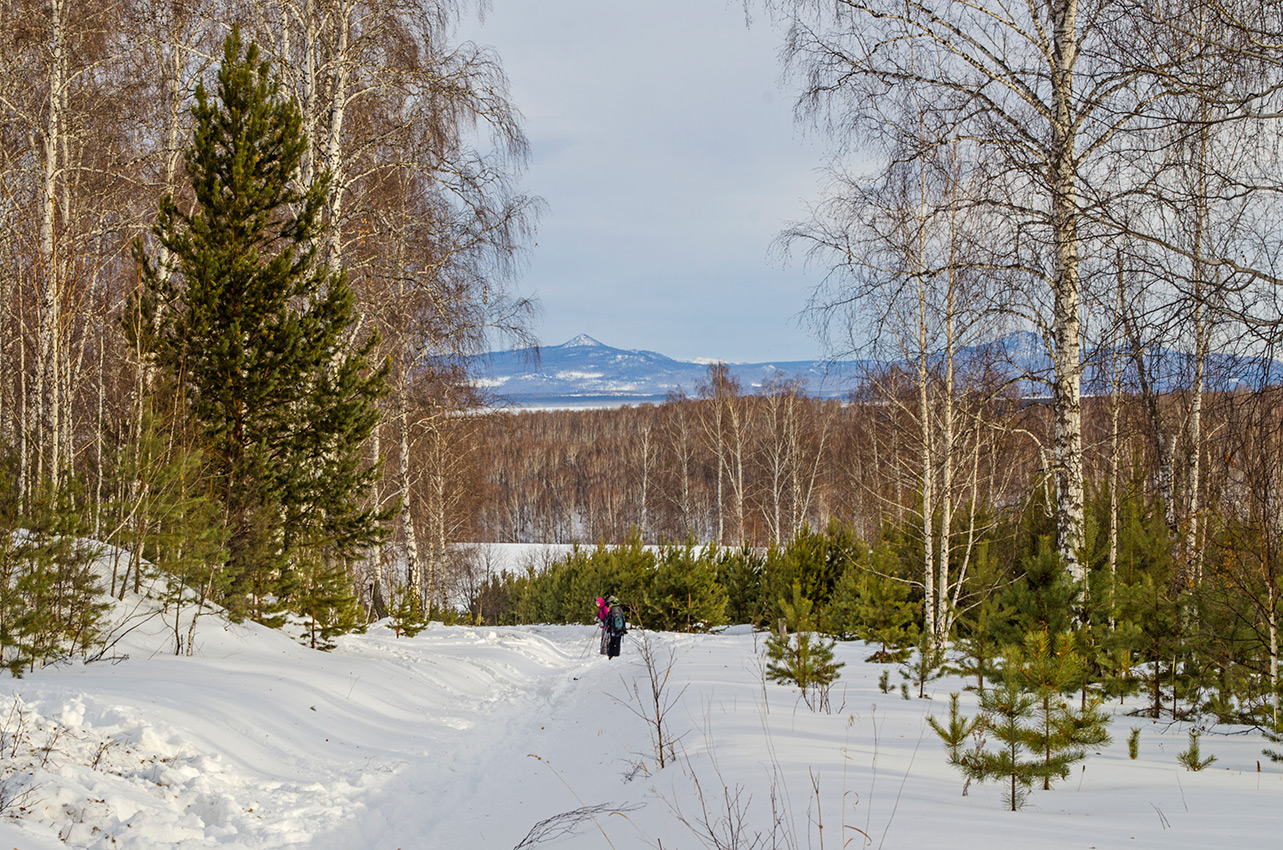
[1107,0,1283,585]
[0,0,127,493]
[766,0,1205,604]
[698,364,750,546]
[791,106,1011,643]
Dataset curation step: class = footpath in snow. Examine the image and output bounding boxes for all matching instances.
[2,615,1281,849]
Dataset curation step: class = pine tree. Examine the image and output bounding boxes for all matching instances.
[990,538,1078,647]
[901,628,947,698]
[134,28,389,625]
[644,540,728,632]
[953,595,1010,692]
[291,554,367,650]
[106,405,228,655]
[716,545,766,626]
[0,481,107,675]
[824,558,918,663]
[765,582,844,711]
[1004,630,1112,790]
[966,677,1042,811]
[387,584,429,638]
[1178,728,1216,771]
[928,692,982,774]
[937,631,1111,810]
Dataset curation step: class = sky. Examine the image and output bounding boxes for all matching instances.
[462,1,832,364]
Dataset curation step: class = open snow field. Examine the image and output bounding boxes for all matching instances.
[0,611,1278,849]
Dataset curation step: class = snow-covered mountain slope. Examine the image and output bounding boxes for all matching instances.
[468,334,865,407]
[3,599,1281,849]
[468,332,1280,408]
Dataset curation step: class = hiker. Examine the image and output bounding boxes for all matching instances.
[604,595,626,659]
[594,596,611,655]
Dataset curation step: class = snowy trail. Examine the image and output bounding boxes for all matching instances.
[317,625,648,850]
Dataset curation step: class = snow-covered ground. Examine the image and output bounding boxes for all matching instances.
[1,603,1279,849]
[463,542,582,575]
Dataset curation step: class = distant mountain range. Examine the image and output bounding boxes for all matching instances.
[467,332,1279,409]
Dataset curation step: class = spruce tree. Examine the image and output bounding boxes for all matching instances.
[134,28,388,624]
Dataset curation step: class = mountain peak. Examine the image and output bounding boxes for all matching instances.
[562,334,605,348]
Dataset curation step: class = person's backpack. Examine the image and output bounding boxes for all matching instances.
[609,605,626,633]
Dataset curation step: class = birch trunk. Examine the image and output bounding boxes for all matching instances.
[321,2,352,272]
[787,399,801,540]
[1108,354,1121,629]
[729,402,747,546]
[430,431,446,608]
[36,0,68,488]
[914,150,936,644]
[1271,582,1279,728]
[918,347,936,643]
[1050,0,1086,591]
[637,421,653,537]
[1187,322,1205,581]
[936,164,963,643]
[369,421,387,617]
[397,394,422,602]
[936,302,955,643]
[1186,116,1211,585]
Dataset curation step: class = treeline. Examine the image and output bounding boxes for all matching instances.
[473,366,1226,560]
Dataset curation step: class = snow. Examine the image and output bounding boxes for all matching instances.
[2,597,1280,849]
[463,542,582,574]
[560,335,605,348]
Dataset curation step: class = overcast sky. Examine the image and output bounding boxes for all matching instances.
[463,1,832,363]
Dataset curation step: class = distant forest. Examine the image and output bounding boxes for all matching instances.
[469,361,1260,564]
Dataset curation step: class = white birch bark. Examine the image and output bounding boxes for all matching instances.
[1108,259,1124,629]
[1049,0,1087,590]
[35,0,67,487]
[1185,114,1211,585]
[936,274,956,644]
[397,393,422,601]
